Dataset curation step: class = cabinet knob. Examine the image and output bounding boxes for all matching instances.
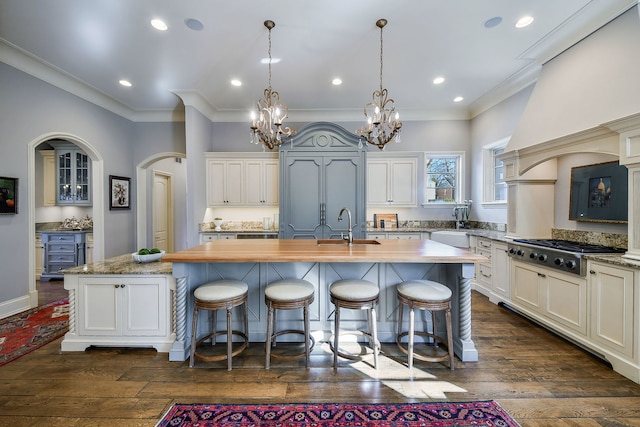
[589,270,596,275]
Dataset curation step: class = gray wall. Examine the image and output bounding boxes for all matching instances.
[0,63,185,310]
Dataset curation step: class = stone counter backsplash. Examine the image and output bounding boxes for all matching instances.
[552,228,627,249]
[199,220,507,233]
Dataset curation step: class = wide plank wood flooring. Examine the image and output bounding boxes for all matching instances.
[2,290,640,426]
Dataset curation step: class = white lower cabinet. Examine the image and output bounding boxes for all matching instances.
[472,237,509,303]
[366,232,421,240]
[62,274,175,352]
[507,258,640,383]
[511,260,587,335]
[588,261,636,358]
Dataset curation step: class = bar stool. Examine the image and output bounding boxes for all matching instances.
[264,279,315,369]
[190,279,249,370]
[396,280,455,370]
[329,279,380,369]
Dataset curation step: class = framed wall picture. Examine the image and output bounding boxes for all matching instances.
[569,161,628,223]
[109,175,131,210]
[0,176,18,215]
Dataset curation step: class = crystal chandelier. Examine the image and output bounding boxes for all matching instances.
[356,19,402,150]
[250,20,295,150]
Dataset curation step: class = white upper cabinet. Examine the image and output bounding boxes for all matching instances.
[367,153,418,207]
[205,153,278,207]
[206,158,244,206]
[245,158,279,206]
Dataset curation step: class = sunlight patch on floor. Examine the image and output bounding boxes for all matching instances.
[316,338,468,399]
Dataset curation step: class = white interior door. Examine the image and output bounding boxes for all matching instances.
[153,172,173,252]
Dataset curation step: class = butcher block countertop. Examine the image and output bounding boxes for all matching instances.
[162,239,488,264]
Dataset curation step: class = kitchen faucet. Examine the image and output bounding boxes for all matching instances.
[338,207,353,245]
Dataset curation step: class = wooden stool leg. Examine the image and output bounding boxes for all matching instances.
[244,301,249,348]
[190,305,199,368]
[304,304,310,368]
[265,303,274,369]
[431,309,439,348]
[333,306,340,369]
[446,305,455,370]
[226,307,232,371]
[212,310,217,345]
[408,307,415,370]
[397,302,404,340]
[370,306,378,370]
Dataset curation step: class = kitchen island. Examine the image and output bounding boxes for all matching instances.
[60,254,176,352]
[163,239,487,363]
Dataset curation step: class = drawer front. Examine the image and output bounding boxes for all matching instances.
[477,248,491,261]
[48,253,76,263]
[47,262,76,273]
[46,234,77,243]
[477,238,492,250]
[48,243,76,253]
[389,233,421,240]
[478,264,492,282]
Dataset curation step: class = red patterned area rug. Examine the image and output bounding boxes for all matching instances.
[157,401,520,427]
[0,298,68,366]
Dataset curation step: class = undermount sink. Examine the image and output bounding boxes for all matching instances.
[317,239,381,245]
[430,230,470,248]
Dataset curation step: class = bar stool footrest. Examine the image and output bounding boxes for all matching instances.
[266,329,316,361]
[193,330,249,363]
[397,331,451,363]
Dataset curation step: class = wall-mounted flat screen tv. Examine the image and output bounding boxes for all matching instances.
[569,161,628,223]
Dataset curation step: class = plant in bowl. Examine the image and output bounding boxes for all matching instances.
[212,217,223,231]
[132,248,165,263]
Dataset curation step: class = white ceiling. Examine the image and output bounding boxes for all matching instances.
[0,0,635,122]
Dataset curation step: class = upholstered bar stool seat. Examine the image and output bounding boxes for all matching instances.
[329,279,380,369]
[265,279,315,369]
[396,280,454,370]
[190,280,249,370]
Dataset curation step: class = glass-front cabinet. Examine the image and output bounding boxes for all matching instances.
[56,148,91,205]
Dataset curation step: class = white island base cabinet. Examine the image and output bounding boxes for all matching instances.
[62,274,176,352]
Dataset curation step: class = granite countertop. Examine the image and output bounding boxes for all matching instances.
[61,254,172,275]
[584,253,640,269]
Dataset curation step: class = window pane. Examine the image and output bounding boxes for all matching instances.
[426,156,457,203]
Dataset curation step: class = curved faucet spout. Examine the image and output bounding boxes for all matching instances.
[338,207,353,245]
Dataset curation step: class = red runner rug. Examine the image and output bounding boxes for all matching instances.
[0,298,68,366]
[157,401,520,427]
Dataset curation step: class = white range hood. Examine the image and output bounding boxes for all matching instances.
[507,4,640,153]
[500,4,640,260]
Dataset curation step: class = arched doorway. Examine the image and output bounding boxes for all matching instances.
[136,152,187,252]
[27,132,104,307]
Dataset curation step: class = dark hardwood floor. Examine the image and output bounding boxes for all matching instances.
[36,279,68,306]
[2,290,640,426]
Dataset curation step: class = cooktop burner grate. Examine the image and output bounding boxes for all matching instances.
[512,239,625,254]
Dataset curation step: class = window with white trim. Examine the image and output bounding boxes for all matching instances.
[424,153,463,204]
[483,139,508,203]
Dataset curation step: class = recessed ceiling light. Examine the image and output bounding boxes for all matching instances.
[231,79,242,87]
[484,16,503,28]
[119,79,132,87]
[260,58,281,64]
[433,77,445,85]
[515,16,534,28]
[184,18,203,31]
[150,19,168,31]
[453,96,464,103]
[332,78,342,86]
